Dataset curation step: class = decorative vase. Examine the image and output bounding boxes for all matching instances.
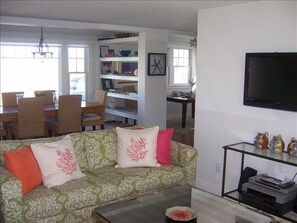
[254,132,269,149]
[269,135,285,154]
[288,137,297,157]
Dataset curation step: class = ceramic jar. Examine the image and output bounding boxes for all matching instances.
[254,132,269,149]
[288,137,297,157]
[269,135,285,154]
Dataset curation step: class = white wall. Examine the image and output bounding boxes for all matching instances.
[138,32,168,129]
[195,1,297,195]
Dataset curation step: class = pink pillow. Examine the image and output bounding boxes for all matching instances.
[157,128,174,165]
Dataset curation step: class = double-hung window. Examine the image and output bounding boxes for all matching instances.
[168,48,192,86]
[0,44,59,100]
[0,44,89,105]
[68,47,88,100]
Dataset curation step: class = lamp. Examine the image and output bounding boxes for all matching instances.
[32,27,53,58]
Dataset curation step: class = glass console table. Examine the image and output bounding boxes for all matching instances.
[222,142,297,222]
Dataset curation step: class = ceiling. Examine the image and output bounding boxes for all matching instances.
[0,1,255,34]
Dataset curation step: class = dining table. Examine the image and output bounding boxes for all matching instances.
[0,101,104,139]
[167,96,195,128]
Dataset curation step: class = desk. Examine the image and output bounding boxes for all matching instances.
[167,96,195,128]
[0,101,104,138]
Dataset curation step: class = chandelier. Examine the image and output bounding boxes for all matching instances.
[32,27,53,58]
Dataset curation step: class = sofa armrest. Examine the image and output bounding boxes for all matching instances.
[170,141,198,186]
[0,166,23,223]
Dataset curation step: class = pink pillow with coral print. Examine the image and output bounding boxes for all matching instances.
[31,135,85,188]
[115,126,161,168]
[157,128,174,165]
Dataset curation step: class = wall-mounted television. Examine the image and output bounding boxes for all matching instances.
[243,52,297,112]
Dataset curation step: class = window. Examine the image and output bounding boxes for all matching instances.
[0,44,90,105]
[68,47,87,100]
[168,48,192,86]
[0,45,59,100]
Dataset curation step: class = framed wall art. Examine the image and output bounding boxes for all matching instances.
[101,78,114,91]
[148,53,166,76]
[100,46,109,57]
[102,62,113,74]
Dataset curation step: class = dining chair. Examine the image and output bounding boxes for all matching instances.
[0,123,6,140]
[81,90,107,131]
[1,91,24,107]
[34,90,55,106]
[123,85,137,125]
[10,97,45,139]
[1,91,25,139]
[45,95,82,136]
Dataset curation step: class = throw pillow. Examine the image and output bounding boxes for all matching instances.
[3,146,42,195]
[31,135,85,188]
[157,128,174,165]
[115,126,161,168]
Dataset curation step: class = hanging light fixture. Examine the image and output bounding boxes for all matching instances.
[32,27,53,58]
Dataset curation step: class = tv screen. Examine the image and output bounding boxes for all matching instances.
[244,52,297,112]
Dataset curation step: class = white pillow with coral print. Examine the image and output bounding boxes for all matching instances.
[115,126,161,168]
[31,135,85,188]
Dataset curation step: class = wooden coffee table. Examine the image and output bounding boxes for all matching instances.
[93,185,285,223]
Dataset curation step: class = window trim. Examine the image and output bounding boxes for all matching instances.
[167,46,193,87]
[67,46,89,100]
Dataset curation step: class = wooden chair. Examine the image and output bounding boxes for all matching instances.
[0,123,6,140]
[1,91,25,139]
[35,90,55,106]
[81,90,107,131]
[10,97,45,139]
[1,91,24,107]
[45,95,82,136]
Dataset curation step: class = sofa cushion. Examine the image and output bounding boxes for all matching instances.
[89,165,186,199]
[3,146,42,195]
[31,135,85,188]
[22,172,118,222]
[115,126,161,168]
[22,165,186,222]
[67,132,88,172]
[84,130,118,171]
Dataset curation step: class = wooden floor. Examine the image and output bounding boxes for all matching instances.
[166,117,194,146]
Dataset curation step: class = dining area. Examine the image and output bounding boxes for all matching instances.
[0,90,107,140]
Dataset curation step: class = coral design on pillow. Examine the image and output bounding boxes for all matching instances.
[56,148,77,175]
[115,126,160,168]
[127,137,148,162]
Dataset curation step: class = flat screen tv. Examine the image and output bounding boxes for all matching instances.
[243,52,297,112]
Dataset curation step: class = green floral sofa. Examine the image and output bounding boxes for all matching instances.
[0,129,198,223]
